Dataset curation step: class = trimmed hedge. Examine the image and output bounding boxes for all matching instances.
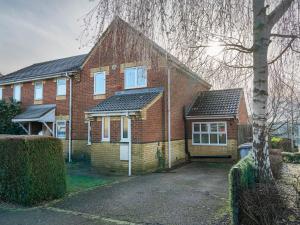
[229,154,256,225]
[0,135,66,205]
[282,151,300,164]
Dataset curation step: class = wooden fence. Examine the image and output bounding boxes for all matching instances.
[238,124,253,145]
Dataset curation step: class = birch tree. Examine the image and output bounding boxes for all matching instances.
[82,0,300,181]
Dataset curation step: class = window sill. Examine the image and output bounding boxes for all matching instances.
[192,143,227,146]
[34,100,43,104]
[124,86,147,90]
[56,95,66,100]
[93,94,106,100]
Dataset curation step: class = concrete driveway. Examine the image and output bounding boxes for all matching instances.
[0,162,231,225]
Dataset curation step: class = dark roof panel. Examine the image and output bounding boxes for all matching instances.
[13,104,56,120]
[187,89,243,117]
[0,54,87,84]
[88,87,163,112]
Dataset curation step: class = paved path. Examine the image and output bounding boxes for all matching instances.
[0,162,231,225]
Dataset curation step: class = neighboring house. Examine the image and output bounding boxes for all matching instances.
[0,17,248,175]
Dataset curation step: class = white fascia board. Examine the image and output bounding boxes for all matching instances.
[85,110,140,117]
[185,115,235,120]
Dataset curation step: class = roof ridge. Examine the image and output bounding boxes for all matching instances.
[32,54,88,67]
[115,87,164,95]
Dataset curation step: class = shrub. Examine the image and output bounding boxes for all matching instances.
[282,152,300,164]
[240,183,286,225]
[0,99,25,135]
[271,137,293,152]
[229,154,256,225]
[0,135,66,205]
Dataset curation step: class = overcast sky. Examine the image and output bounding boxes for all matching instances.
[0,0,97,75]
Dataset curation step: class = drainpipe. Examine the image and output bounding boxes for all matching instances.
[65,73,72,163]
[167,61,172,169]
[128,114,132,176]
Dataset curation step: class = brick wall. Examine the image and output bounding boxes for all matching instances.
[238,94,249,125]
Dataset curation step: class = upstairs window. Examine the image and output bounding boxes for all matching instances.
[192,122,227,145]
[57,78,66,96]
[124,67,147,89]
[101,117,110,142]
[13,84,21,102]
[94,72,106,95]
[34,81,43,100]
[0,87,2,100]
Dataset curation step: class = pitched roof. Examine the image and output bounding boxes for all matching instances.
[12,104,56,121]
[88,87,163,113]
[187,88,243,118]
[81,16,211,88]
[0,54,87,85]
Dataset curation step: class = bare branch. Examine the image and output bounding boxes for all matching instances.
[267,0,295,29]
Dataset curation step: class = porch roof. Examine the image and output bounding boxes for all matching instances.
[186,88,243,118]
[12,104,56,122]
[87,87,163,114]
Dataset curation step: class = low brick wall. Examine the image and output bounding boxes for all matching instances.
[188,139,238,161]
[91,139,186,174]
[61,139,91,162]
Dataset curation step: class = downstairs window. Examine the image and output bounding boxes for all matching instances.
[192,122,227,145]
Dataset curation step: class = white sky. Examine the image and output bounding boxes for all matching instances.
[0,0,98,74]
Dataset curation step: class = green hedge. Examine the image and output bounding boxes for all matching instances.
[282,152,300,164]
[0,135,66,205]
[229,154,256,225]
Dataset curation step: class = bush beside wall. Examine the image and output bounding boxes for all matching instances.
[282,152,300,164]
[0,135,66,205]
[229,154,256,225]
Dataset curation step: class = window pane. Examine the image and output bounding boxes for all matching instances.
[201,134,209,144]
[14,85,21,101]
[35,82,43,100]
[124,68,136,89]
[210,134,218,144]
[210,123,218,132]
[218,123,226,132]
[193,134,200,143]
[122,117,128,139]
[94,73,105,94]
[137,67,147,87]
[56,121,66,139]
[194,123,200,132]
[103,117,109,139]
[219,134,226,144]
[0,87,2,100]
[57,79,66,96]
[201,124,208,132]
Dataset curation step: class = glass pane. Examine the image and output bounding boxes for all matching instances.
[201,124,208,132]
[193,134,200,143]
[218,123,226,132]
[57,79,66,96]
[0,88,3,100]
[194,123,200,132]
[122,117,128,139]
[210,123,218,132]
[56,121,66,138]
[137,67,147,87]
[103,117,109,138]
[14,85,21,101]
[210,134,218,144]
[35,82,43,100]
[219,134,226,144]
[95,73,105,94]
[124,68,136,89]
[201,134,209,144]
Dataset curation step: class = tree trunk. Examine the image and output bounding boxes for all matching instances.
[252,0,273,181]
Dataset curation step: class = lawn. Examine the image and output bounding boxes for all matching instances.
[66,174,112,193]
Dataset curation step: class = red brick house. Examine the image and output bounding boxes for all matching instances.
[0,17,248,175]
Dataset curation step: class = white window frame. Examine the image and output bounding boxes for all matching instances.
[124,66,147,89]
[56,78,66,96]
[101,117,110,142]
[120,116,130,142]
[56,120,67,139]
[34,81,43,100]
[94,71,106,95]
[13,84,21,102]
[0,87,2,100]
[192,122,227,146]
